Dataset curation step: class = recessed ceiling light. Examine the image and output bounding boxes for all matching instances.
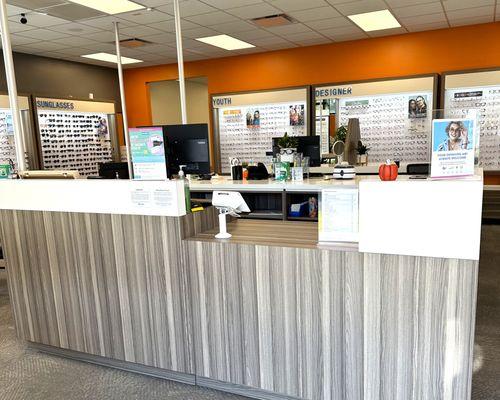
[348,9,400,32]
[81,52,143,64]
[195,34,255,51]
[66,0,144,15]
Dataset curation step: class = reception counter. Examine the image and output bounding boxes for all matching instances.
[0,175,483,400]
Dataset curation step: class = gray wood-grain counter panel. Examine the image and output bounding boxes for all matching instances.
[0,208,478,400]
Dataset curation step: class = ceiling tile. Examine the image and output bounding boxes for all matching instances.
[119,25,165,37]
[232,29,275,40]
[56,47,97,56]
[288,6,341,22]
[392,2,444,18]
[182,26,220,38]
[200,0,263,8]
[384,0,427,6]
[261,42,298,50]
[45,3,105,21]
[84,30,132,42]
[179,0,219,16]
[286,30,326,41]
[305,16,354,30]
[10,35,42,46]
[334,0,387,16]
[118,9,172,24]
[51,36,102,47]
[148,19,200,32]
[367,26,408,37]
[16,28,68,40]
[7,12,68,27]
[443,0,495,11]
[249,36,294,46]
[448,14,495,26]
[80,16,137,30]
[321,25,365,38]
[213,20,257,33]
[405,21,449,32]
[446,5,495,19]
[47,22,104,35]
[7,0,65,10]
[139,43,177,54]
[140,32,178,44]
[399,12,447,25]
[15,41,70,51]
[291,37,332,46]
[135,0,176,6]
[6,4,29,16]
[269,0,329,12]
[265,23,313,36]
[184,11,239,25]
[332,31,369,41]
[226,3,282,19]
[7,21,36,33]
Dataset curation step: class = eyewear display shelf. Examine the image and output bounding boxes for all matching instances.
[38,111,112,177]
[212,87,309,174]
[314,74,438,164]
[442,68,500,171]
[0,109,15,167]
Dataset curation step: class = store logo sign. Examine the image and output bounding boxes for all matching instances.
[213,97,232,107]
[315,87,353,98]
[36,100,75,110]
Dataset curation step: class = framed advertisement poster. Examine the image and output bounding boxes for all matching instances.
[129,126,167,180]
[431,119,475,178]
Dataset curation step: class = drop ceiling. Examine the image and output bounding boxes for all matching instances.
[2,0,499,69]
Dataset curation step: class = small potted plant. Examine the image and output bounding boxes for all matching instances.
[356,140,370,165]
[277,132,298,163]
[334,126,347,143]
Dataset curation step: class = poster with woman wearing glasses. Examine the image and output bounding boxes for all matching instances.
[289,104,305,126]
[431,118,475,178]
[408,95,428,118]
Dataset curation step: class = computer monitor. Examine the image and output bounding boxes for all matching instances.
[161,124,211,176]
[99,162,130,179]
[271,135,321,167]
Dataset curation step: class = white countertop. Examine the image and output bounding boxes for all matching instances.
[189,173,482,192]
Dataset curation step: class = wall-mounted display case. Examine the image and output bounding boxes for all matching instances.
[0,94,36,170]
[442,68,500,171]
[211,87,310,174]
[35,97,118,177]
[313,74,438,164]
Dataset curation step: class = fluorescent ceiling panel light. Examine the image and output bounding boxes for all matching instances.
[195,34,255,50]
[82,52,143,64]
[348,9,400,32]
[67,0,144,14]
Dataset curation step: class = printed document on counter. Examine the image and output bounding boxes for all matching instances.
[319,188,359,242]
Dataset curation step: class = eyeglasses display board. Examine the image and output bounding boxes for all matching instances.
[0,109,15,166]
[444,85,500,171]
[39,110,113,176]
[213,87,309,174]
[337,91,433,163]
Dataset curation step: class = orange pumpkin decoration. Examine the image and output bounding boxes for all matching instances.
[379,160,398,181]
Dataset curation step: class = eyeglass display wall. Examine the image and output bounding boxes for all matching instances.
[212,87,309,174]
[443,69,500,171]
[0,96,34,170]
[36,97,116,177]
[314,75,437,164]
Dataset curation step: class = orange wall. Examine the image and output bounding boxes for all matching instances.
[124,22,500,129]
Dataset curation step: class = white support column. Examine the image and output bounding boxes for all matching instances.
[0,0,26,171]
[173,0,187,124]
[114,21,133,179]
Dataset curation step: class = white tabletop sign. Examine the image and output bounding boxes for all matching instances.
[319,188,359,243]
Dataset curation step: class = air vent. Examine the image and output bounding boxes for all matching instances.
[252,14,294,28]
[119,38,153,48]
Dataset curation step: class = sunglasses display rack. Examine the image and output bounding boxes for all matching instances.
[0,109,16,167]
[217,102,307,173]
[444,86,500,171]
[338,91,433,163]
[38,111,113,177]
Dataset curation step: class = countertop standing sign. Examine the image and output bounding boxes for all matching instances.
[129,126,167,180]
[319,188,359,243]
[431,118,475,178]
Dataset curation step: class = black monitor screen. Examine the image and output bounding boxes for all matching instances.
[162,123,211,176]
